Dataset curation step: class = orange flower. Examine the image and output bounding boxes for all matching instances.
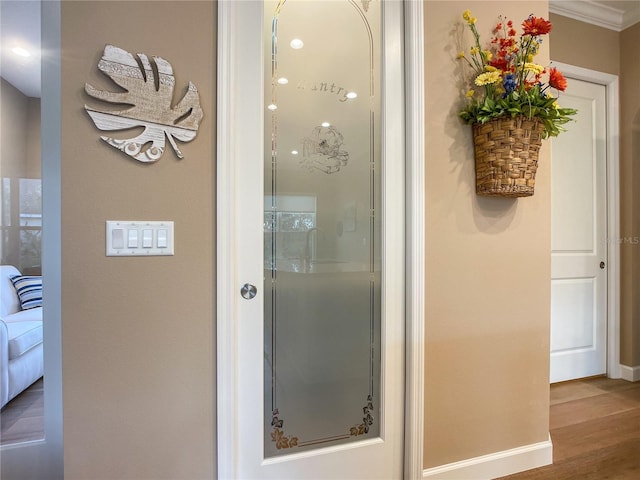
[549,67,568,91]
[522,16,552,36]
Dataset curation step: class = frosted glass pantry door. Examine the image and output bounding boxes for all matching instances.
[218,1,405,478]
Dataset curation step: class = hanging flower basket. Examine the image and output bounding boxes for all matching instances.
[472,115,544,197]
[456,10,577,198]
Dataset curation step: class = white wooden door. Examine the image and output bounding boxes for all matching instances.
[550,77,607,383]
[217,1,405,479]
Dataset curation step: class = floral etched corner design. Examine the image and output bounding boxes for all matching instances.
[269,395,376,451]
[350,395,374,436]
[271,409,299,449]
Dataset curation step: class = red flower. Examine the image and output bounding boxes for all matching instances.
[522,16,552,35]
[549,67,568,91]
[490,57,509,72]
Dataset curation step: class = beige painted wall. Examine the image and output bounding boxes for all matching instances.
[621,22,640,366]
[0,78,28,268]
[1,78,41,270]
[26,97,42,178]
[61,2,216,478]
[0,79,41,179]
[1,78,30,179]
[549,14,620,75]
[424,1,551,468]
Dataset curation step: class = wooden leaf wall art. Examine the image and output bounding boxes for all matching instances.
[84,44,203,163]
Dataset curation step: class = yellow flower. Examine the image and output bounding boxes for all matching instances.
[470,47,479,55]
[527,54,534,62]
[483,50,493,61]
[485,65,497,72]
[469,17,477,24]
[474,71,501,86]
[524,63,544,74]
[462,10,472,21]
[466,89,475,98]
[457,51,465,59]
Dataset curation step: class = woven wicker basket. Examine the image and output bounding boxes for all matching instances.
[472,115,544,197]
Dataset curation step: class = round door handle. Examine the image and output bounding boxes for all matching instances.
[241,283,257,300]
[600,261,606,269]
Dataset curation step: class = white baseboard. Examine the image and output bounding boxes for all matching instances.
[423,436,553,480]
[620,365,640,382]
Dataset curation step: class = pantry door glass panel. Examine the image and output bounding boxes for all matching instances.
[263,0,381,458]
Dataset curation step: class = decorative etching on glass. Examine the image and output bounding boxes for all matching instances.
[264,0,381,457]
[301,125,350,174]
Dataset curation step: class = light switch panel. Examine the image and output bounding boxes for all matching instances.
[106,221,174,256]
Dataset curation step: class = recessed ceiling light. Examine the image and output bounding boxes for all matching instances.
[267,104,278,111]
[291,150,299,155]
[12,47,31,57]
[290,38,304,49]
[277,77,289,85]
[346,92,357,99]
[321,122,330,128]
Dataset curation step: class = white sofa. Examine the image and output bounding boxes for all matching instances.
[0,265,44,409]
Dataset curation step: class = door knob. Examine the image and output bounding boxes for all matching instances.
[240,283,257,300]
[600,261,605,269]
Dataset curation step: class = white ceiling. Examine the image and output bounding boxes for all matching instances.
[0,1,638,99]
[1,0,41,98]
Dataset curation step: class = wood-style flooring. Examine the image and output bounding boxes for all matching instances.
[498,376,640,480]
[1,376,639,479]
[0,378,44,446]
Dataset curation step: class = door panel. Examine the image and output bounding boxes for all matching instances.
[550,78,607,383]
[218,1,405,478]
[263,0,382,457]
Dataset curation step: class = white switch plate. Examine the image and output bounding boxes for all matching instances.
[106,221,174,256]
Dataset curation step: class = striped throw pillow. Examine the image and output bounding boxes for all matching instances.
[9,275,43,310]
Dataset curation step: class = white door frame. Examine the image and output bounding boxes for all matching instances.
[551,62,620,380]
[216,1,425,478]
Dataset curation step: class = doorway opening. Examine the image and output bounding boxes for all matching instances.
[0,0,44,446]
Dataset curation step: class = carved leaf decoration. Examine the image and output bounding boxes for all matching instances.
[84,44,203,162]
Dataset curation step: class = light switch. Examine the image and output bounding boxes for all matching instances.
[106,221,174,256]
[157,229,168,248]
[127,229,138,248]
[112,228,125,249]
[142,229,153,248]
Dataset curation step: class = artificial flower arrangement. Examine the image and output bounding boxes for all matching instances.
[458,10,576,139]
[456,10,577,197]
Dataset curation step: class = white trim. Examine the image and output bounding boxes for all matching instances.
[551,63,621,381]
[216,2,239,478]
[620,365,640,382]
[423,437,553,480]
[549,0,640,32]
[404,1,425,479]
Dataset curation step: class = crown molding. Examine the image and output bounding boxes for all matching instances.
[549,0,640,31]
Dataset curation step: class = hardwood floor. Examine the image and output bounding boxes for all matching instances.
[2,376,639,478]
[0,378,44,446]
[498,376,640,479]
